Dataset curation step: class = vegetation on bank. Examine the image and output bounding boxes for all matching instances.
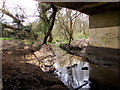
[0,38,16,40]
[1,2,89,49]
[1,2,89,90]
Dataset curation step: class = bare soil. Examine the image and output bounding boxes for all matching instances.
[2,40,68,90]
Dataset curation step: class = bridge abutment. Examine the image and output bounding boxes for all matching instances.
[86,9,120,88]
[89,9,120,49]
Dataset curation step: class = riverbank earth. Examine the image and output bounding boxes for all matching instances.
[2,40,68,90]
[1,39,120,90]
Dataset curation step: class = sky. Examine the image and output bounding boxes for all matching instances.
[0,0,39,25]
[0,0,89,25]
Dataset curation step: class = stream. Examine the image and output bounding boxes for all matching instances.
[52,45,119,90]
[53,46,90,89]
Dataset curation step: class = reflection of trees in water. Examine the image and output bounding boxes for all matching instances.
[59,55,81,68]
[54,48,89,89]
[73,66,80,87]
[56,61,89,89]
[67,67,73,88]
[67,66,80,88]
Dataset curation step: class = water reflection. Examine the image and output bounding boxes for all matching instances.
[52,46,120,89]
[54,55,90,89]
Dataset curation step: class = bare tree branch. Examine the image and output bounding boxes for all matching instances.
[1,22,20,30]
[72,12,81,21]
[0,0,6,19]
[0,8,23,26]
[17,5,32,26]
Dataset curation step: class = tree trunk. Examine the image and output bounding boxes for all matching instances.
[43,5,57,44]
[68,35,72,49]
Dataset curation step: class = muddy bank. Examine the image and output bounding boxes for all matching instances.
[59,39,89,57]
[58,39,120,89]
[87,46,120,90]
[2,40,68,90]
[3,62,68,90]
[2,39,120,89]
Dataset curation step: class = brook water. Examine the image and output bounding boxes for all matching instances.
[52,46,119,90]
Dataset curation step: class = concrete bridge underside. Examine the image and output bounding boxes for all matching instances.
[45,2,120,88]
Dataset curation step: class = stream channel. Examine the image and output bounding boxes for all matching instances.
[51,45,119,90]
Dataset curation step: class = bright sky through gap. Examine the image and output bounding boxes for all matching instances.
[0,0,88,25]
[0,0,39,25]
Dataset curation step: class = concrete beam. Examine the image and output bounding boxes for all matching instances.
[45,2,120,15]
[89,9,120,49]
[89,9,120,29]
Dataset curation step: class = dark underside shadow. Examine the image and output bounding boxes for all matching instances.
[59,43,120,90]
[2,62,68,90]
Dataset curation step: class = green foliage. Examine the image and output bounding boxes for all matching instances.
[51,40,56,44]
[79,34,88,39]
[2,24,33,40]
[38,3,52,35]
[22,25,32,32]
[55,37,62,42]
[73,32,88,40]
[0,38,16,40]
[38,20,48,34]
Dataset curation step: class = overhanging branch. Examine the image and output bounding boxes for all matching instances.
[0,8,23,26]
[1,23,20,30]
